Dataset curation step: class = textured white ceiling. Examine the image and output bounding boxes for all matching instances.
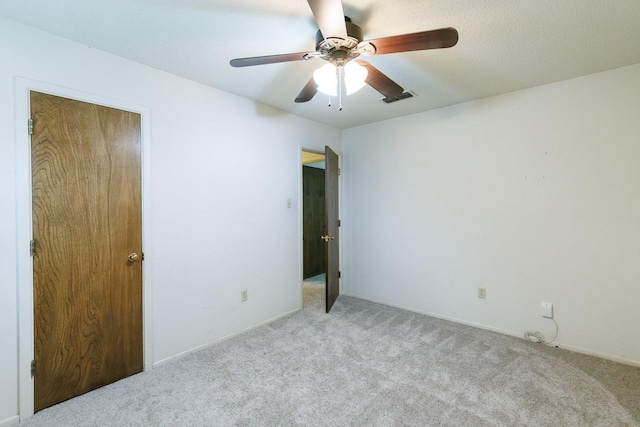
[2,0,640,129]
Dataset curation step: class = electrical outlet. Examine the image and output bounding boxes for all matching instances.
[241,290,248,302]
[541,301,553,318]
[478,288,486,299]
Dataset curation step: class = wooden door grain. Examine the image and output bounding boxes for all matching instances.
[31,92,143,411]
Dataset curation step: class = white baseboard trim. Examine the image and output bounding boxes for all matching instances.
[341,293,640,368]
[152,308,300,368]
[0,416,19,426]
[555,342,640,368]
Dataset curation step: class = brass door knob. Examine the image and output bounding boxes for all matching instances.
[128,253,140,263]
[320,235,334,242]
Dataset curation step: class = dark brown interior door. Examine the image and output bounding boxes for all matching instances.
[31,91,143,411]
[324,146,339,313]
[303,165,325,279]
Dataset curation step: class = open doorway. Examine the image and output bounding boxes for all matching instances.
[302,150,325,311]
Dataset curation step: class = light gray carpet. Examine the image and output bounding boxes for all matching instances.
[20,281,640,426]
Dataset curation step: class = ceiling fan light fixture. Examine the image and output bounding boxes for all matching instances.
[313,61,368,96]
[313,63,338,96]
[344,61,368,94]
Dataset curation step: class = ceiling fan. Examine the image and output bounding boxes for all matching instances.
[230,0,458,108]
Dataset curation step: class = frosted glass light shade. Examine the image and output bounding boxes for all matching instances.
[313,61,368,96]
[344,61,368,94]
[313,63,338,96]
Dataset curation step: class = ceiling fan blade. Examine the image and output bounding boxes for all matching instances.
[230,52,312,67]
[365,27,458,55]
[295,78,319,103]
[356,60,404,98]
[307,0,348,40]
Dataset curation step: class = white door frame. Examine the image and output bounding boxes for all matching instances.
[298,148,326,309]
[14,78,153,420]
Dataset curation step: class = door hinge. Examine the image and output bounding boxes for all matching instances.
[30,239,36,256]
[337,219,341,227]
[141,252,145,261]
[338,271,341,279]
[338,168,341,176]
[31,360,36,377]
[28,118,34,135]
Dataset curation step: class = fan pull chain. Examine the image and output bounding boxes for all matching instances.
[337,65,344,111]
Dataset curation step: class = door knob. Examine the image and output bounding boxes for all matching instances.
[128,253,140,263]
[320,235,334,242]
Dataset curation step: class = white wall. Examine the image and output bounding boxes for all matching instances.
[0,17,340,423]
[342,64,640,366]
[4,13,639,426]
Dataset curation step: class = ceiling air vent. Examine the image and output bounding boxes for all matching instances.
[381,91,414,104]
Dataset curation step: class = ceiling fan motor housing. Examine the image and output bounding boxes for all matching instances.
[316,17,364,64]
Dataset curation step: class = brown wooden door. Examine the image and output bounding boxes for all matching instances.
[31,91,143,411]
[303,165,325,279]
[324,146,339,313]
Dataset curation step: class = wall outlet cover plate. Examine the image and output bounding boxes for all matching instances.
[541,301,553,318]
